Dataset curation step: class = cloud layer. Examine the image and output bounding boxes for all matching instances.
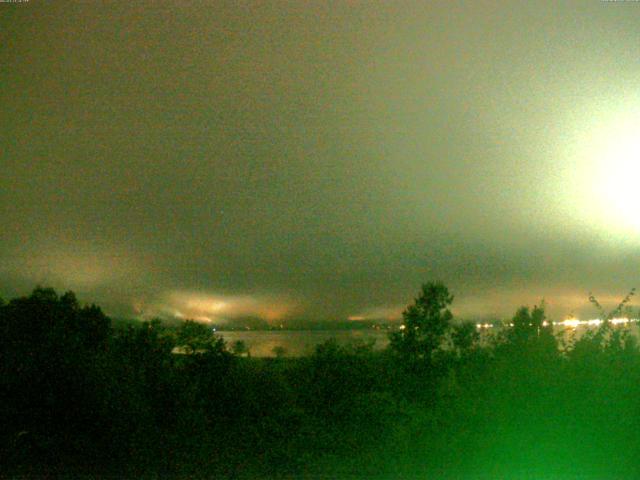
[2,2,640,321]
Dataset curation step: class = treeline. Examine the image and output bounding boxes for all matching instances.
[2,284,640,478]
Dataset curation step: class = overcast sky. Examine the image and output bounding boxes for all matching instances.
[2,1,640,322]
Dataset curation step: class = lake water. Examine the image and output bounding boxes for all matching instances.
[217,330,390,357]
[217,323,640,357]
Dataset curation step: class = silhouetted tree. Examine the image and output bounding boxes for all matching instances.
[510,305,544,341]
[272,345,287,358]
[570,288,638,360]
[451,321,480,357]
[175,319,226,355]
[0,287,116,471]
[232,339,249,356]
[588,287,635,323]
[498,303,557,361]
[389,281,454,364]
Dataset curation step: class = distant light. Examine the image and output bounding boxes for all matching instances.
[468,318,639,330]
[552,318,635,328]
[611,317,631,325]
[476,323,493,329]
[560,318,581,328]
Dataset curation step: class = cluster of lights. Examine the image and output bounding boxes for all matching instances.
[471,318,637,330]
[476,323,494,329]
[556,317,635,328]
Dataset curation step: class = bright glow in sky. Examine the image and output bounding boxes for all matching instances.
[565,104,640,238]
[595,118,640,233]
[138,291,297,324]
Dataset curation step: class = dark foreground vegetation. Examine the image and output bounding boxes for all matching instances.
[2,284,640,478]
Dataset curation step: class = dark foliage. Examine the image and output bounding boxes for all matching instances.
[2,285,640,478]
